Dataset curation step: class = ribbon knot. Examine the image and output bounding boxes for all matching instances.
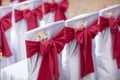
[15,5,43,31]
[50,3,58,12]
[23,9,31,18]
[44,0,69,21]
[39,40,54,56]
[74,28,85,44]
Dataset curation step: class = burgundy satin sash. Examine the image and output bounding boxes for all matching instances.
[15,5,43,31]
[0,12,12,57]
[26,28,66,80]
[65,21,99,77]
[0,0,2,6]
[44,0,69,21]
[99,16,120,68]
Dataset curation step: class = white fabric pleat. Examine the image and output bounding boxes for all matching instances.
[25,20,64,80]
[1,59,28,80]
[62,12,99,80]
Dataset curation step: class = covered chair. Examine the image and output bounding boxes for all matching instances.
[62,12,99,80]
[95,4,120,80]
[25,20,65,80]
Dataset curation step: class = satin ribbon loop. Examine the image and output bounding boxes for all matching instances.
[99,16,109,32]
[64,27,74,43]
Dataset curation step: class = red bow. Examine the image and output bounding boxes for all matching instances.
[99,16,120,68]
[65,21,99,77]
[15,5,43,31]
[44,0,69,21]
[26,29,65,80]
[0,12,12,57]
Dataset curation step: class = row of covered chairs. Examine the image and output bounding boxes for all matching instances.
[0,0,68,69]
[1,1,120,80]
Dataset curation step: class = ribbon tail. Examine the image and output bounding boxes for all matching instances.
[111,29,120,59]
[80,38,94,77]
[80,45,86,77]
[111,29,120,68]
[2,32,12,57]
[0,30,2,49]
[117,56,120,69]
[37,53,53,80]
[54,8,66,21]
[51,47,59,80]
[0,0,2,6]
[85,39,94,76]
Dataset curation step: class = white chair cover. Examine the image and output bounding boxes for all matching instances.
[62,12,99,80]
[1,59,28,80]
[95,5,120,80]
[11,0,43,62]
[25,20,64,80]
[0,6,15,69]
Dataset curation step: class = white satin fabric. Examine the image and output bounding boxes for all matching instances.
[62,12,99,80]
[11,0,43,62]
[43,0,68,24]
[9,0,21,6]
[1,59,28,80]
[0,6,15,69]
[25,20,65,80]
[95,5,120,80]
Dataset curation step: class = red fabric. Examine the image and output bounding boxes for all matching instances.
[26,29,66,80]
[0,28,2,50]
[0,0,2,6]
[10,0,13,2]
[44,0,69,21]
[99,16,120,68]
[65,21,99,77]
[15,5,43,31]
[0,12,12,57]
